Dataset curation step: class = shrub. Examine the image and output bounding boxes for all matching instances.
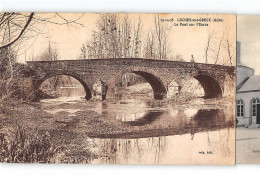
[0,124,56,163]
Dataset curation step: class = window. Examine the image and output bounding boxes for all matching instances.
[237,99,244,117]
[252,98,260,116]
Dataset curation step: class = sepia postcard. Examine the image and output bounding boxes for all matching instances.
[0,13,236,164]
[236,15,260,164]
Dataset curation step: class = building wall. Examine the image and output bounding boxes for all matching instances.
[237,91,260,125]
[236,41,258,126]
[236,65,254,87]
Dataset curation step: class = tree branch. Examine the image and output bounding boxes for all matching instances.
[0,13,34,50]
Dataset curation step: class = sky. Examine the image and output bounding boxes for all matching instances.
[238,15,260,75]
[17,13,236,66]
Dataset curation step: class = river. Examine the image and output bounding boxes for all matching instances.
[39,86,235,164]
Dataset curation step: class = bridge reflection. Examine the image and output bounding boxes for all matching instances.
[88,101,234,139]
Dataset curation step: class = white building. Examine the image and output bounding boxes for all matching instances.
[236,41,260,126]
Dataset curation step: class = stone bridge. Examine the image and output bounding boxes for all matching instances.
[27,58,235,100]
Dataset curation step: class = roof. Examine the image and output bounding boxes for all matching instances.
[240,62,248,67]
[237,63,254,70]
[238,75,260,93]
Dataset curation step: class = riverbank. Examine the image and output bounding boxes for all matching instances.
[0,94,234,163]
[0,100,98,163]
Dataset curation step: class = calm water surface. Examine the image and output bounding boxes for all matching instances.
[41,87,235,164]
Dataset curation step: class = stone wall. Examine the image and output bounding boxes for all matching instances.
[27,58,235,100]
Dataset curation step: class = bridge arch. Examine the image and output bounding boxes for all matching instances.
[193,74,222,98]
[34,73,92,100]
[106,69,168,100]
[180,73,222,98]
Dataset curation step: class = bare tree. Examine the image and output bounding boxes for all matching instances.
[86,14,117,58]
[143,14,171,60]
[143,31,155,59]
[121,15,132,58]
[0,13,34,102]
[154,15,163,59]
[225,33,234,66]
[132,17,142,58]
[215,33,224,64]
[0,13,85,50]
[155,14,172,60]
[0,13,85,104]
[83,13,174,87]
[205,30,234,66]
[204,32,214,64]
[204,30,232,65]
[84,13,145,60]
[0,13,34,50]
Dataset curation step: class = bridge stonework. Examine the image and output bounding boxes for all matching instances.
[27,58,235,100]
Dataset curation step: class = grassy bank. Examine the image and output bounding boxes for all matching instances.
[0,101,97,163]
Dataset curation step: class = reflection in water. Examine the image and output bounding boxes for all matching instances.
[93,136,168,164]
[42,86,235,164]
[92,128,234,164]
[184,109,199,118]
[124,111,164,126]
[91,98,233,138]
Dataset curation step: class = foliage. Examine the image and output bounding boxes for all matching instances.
[0,123,97,163]
[0,124,55,163]
[0,47,34,102]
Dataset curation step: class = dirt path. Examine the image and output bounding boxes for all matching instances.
[236,127,260,164]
